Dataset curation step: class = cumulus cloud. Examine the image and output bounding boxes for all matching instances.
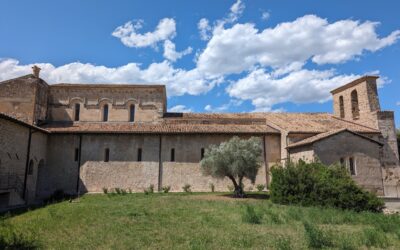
[0,58,218,97]
[163,40,192,62]
[198,18,212,41]
[226,0,245,24]
[112,18,176,48]
[169,105,193,113]
[227,68,359,111]
[204,99,243,112]
[197,15,400,77]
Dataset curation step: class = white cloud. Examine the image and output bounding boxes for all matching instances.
[112,18,176,48]
[227,68,359,111]
[0,58,218,97]
[163,40,193,62]
[197,15,400,77]
[169,105,192,113]
[397,102,400,106]
[198,18,212,41]
[261,11,270,21]
[227,0,245,24]
[204,99,243,112]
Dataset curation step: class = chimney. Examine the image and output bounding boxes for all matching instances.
[32,65,41,78]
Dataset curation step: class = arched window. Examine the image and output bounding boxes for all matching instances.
[74,103,80,121]
[129,104,135,122]
[28,159,34,175]
[339,96,345,118]
[103,104,109,122]
[351,90,359,120]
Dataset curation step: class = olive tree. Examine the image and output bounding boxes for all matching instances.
[200,136,263,198]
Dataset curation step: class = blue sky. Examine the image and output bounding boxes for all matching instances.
[0,0,399,125]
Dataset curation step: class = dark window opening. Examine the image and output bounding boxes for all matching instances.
[129,104,135,122]
[103,104,109,122]
[339,96,345,118]
[104,148,110,162]
[137,148,142,162]
[171,148,175,162]
[74,148,79,162]
[28,160,34,175]
[351,90,359,120]
[201,148,205,160]
[349,157,356,175]
[340,157,345,166]
[74,103,80,121]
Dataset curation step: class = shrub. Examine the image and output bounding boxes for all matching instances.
[0,222,40,249]
[121,189,127,195]
[102,187,108,194]
[128,188,132,194]
[303,221,333,248]
[241,205,262,224]
[162,186,171,193]
[270,160,385,212]
[44,189,73,203]
[256,184,265,192]
[144,184,155,195]
[209,183,215,192]
[115,188,121,194]
[182,184,191,193]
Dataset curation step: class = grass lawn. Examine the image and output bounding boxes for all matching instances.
[1,192,400,249]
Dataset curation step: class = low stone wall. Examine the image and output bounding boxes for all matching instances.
[162,162,267,192]
[79,161,159,193]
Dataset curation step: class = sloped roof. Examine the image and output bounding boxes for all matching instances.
[286,128,383,149]
[0,112,49,133]
[42,121,279,134]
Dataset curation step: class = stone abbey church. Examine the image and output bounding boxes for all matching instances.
[0,66,399,208]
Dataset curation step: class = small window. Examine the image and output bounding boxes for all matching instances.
[129,104,135,122]
[74,103,80,121]
[339,96,345,119]
[137,148,142,162]
[351,90,359,120]
[74,148,79,162]
[349,157,356,175]
[28,160,34,175]
[103,104,109,122]
[171,148,175,162]
[201,148,205,160]
[104,148,110,162]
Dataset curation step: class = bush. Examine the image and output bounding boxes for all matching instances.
[303,221,334,248]
[162,186,171,193]
[121,189,127,195]
[241,205,262,224]
[144,184,155,195]
[270,160,385,212]
[115,188,121,194]
[256,184,265,192]
[102,187,108,194]
[209,183,215,192]
[182,184,191,193]
[128,188,132,194]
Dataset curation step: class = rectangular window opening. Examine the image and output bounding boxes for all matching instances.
[104,148,110,162]
[349,157,356,176]
[201,148,205,160]
[74,148,79,162]
[137,148,142,162]
[171,148,175,162]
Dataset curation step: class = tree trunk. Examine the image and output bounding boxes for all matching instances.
[227,175,246,198]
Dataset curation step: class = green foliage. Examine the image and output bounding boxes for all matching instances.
[128,188,132,194]
[303,221,334,248]
[270,160,385,212]
[273,236,292,250]
[241,205,262,224]
[256,184,265,192]
[102,187,108,194]
[115,188,121,194]
[182,184,191,193]
[0,220,39,249]
[200,136,263,197]
[120,189,127,195]
[209,183,215,192]
[162,186,171,193]
[144,184,155,195]
[362,228,389,248]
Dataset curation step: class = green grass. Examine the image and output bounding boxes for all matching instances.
[1,193,399,249]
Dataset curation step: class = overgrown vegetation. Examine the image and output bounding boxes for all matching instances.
[200,136,263,198]
[182,184,191,193]
[270,160,385,212]
[144,184,155,194]
[162,186,171,193]
[1,193,400,249]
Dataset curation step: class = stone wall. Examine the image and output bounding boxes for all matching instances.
[0,117,47,205]
[48,85,166,123]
